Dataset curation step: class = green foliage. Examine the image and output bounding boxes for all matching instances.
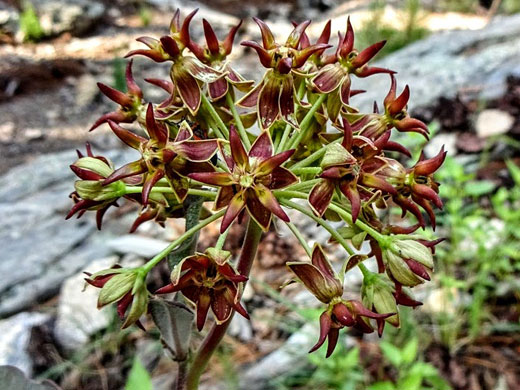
[502,0,520,13]
[139,5,152,27]
[357,0,429,58]
[112,58,127,93]
[20,1,44,43]
[125,357,152,390]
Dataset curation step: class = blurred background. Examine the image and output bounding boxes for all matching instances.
[0,0,519,389]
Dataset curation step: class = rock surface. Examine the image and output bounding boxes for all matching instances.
[54,256,118,350]
[0,312,51,376]
[475,109,515,138]
[355,14,520,112]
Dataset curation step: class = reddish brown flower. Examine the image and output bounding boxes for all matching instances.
[238,19,330,129]
[126,10,221,114]
[90,60,143,131]
[186,19,254,101]
[189,127,298,232]
[310,18,393,121]
[156,248,249,331]
[308,121,397,221]
[287,245,391,356]
[102,104,219,205]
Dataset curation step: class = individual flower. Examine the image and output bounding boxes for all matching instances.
[66,144,126,229]
[89,60,144,131]
[85,266,148,329]
[287,245,392,356]
[102,104,219,204]
[382,239,434,287]
[126,9,221,114]
[156,248,249,331]
[238,18,330,129]
[379,147,446,228]
[311,18,393,121]
[186,19,254,101]
[189,127,298,232]
[308,121,397,221]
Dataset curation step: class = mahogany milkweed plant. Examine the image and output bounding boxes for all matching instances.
[66,9,445,389]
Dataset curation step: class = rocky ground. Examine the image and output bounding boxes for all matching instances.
[1,1,520,389]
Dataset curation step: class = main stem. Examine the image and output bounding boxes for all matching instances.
[185,219,263,390]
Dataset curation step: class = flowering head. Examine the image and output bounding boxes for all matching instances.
[156,248,249,331]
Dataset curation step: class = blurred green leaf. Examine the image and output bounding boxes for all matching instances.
[380,341,402,367]
[125,357,152,390]
[401,338,418,365]
[463,180,496,197]
[368,381,396,390]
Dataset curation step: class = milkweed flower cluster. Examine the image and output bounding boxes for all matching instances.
[67,9,445,362]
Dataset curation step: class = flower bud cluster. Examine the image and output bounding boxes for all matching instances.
[66,9,445,357]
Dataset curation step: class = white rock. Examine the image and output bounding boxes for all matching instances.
[228,314,253,342]
[107,235,170,257]
[0,312,50,376]
[476,109,514,138]
[54,256,118,350]
[424,133,457,158]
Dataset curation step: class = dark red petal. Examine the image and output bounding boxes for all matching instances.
[311,245,336,280]
[211,290,233,323]
[351,40,386,68]
[142,169,165,205]
[317,20,332,45]
[108,120,146,149]
[196,290,211,331]
[97,83,132,107]
[339,181,361,222]
[388,85,410,116]
[89,112,130,132]
[202,19,220,55]
[270,167,298,189]
[222,20,242,55]
[309,179,335,216]
[325,328,339,358]
[188,172,234,186]
[229,125,249,168]
[130,207,158,233]
[253,17,276,49]
[258,76,281,130]
[309,311,332,353]
[236,80,263,108]
[383,74,397,109]
[221,192,246,233]
[179,8,198,46]
[103,160,146,185]
[145,103,168,145]
[257,149,294,176]
[412,183,443,209]
[241,41,272,68]
[286,20,310,48]
[332,303,355,327]
[404,259,431,281]
[312,64,344,93]
[255,183,289,222]
[172,66,201,114]
[160,35,180,57]
[249,131,273,160]
[360,173,397,195]
[339,17,354,57]
[245,193,272,231]
[208,78,229,101]
[70,165,104,181]
[414,147,446,176]
[125,59,142,98]
[279,76,298,128]
[145,78,174,93]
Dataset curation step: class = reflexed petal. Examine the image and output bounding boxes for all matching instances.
[258,75,281,130]
[413,195,436,229]
[309,311,331,353]
[208,78,229,101]
[279,76,298,128]
[312,64,344,93]
[394,117,429,139]
[257,149,294,176]
[107,121,146,149]
[215,186,235,210]
[229,126,249,168]
[160,35,180,58]
[223,285,250,319]
[293,43,332,68]
[339,181,361,222]
[189,172,234,186]
[414,147,446,176]
[339,17,354,57]
[393,195,425,227]
[388,85,410,116]
[222,20,242,54]
[311,245,336,280]
[339,77,352,106]
[145,77,174,93]
[202,19,220,54]
[412,183,443,209]
[217,263,248,283]
[270,167,298,189]
[245,192,272,231]
[175,139,218,162]
[383,74,397,108]
[255,183,289,222]
[196,290,211,331]
[221,191,246,232]
[356,66,395,78]
[249,131,273,160]
[237,80,263,108]
[145,104,168,145]
[171,66,201,114]
[286,20,310,48]
[125,59,142,98]
[286,262,334,303]
[142,169,165,205]
[89,111,130,132]
[309,179,335,216]
[104,160,146,185]
[360,173,397,195]
[211,290,233,323]
[325,328,339,358]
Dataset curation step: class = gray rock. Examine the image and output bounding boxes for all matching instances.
[0,312,51,376]
[424,133,457,158]
[354,14,520,112]
[32,0,105,38]
[107,235,170,258]
[475,109,514,138]
[54,257,118,350]
[0,4,18,37]
[228,314,253,342]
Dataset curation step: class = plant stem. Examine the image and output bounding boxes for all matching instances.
[201,93,229,138]
[290,138,341,171]
[215,227,229,250]
[357,262,370,278]
[279,199,354,256]
[328,203,386,243]
[284,178,320,192]
[287,94,326,150]
[285,222,312,256]
[142,209,225,273]
[185,220,263,390]
[226,93,251,149]
[290,167,322,175]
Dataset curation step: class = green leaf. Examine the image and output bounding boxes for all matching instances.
[367,381,396,390]
[506,160,520,186]
[149,298,194,360]
[401,338,418,364]
[125,357,152,390]
[380,341,402,367]
[463,180,496,197]
[397,372,422,390]
[0,365,61,389]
